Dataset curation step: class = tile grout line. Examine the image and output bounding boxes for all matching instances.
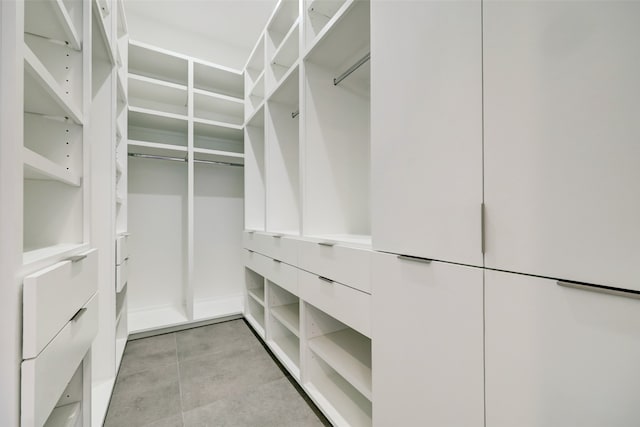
[175,333,186,427]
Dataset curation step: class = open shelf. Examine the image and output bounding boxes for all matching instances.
[129,74,187,116]
[306,355,372,427]
[129,41,188,85]
[194,119,243,153]
[128,106,188,147]
[246,71,266,119]
[24,0,81,50]
[44,402,81,427]
[193,90,243,125]
[248,288,265,306]
[24,44,83,124]
[194,61,243,99]
[268,319,300,378]
[23,242,88,268]
[271,303,300,337]
[93,0,116,65]
[24,148,81,187]
[246,297,266,338]
[308,328,372,400]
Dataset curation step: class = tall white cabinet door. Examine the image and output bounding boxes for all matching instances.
[485,270,640,427]
[371,0,483,266]
[483,1,640,290]
[372,252,484,427]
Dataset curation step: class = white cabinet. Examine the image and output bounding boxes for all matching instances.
[370,0,482,267]
[485,270,640,427]
[483,1,640,290]
[371,251,484,427]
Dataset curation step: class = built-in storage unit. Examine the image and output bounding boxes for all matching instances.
[127,41,245,334]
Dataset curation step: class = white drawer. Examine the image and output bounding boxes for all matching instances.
[23,249,98,359]
[298,239,372,294]
[116,257,129,293]
[245,250,298,296]
[21,293,98,427]
[243,231,298,265]
[486,270,640,426]
[116,234,130,265]
[299,269,371,337]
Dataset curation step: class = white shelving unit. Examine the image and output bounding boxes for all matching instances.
[245,268,266,337]
[127,41,245,334]
[267,282,300,378]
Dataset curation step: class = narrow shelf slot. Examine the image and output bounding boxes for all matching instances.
[246,297,266,337]
[128,140,187,159]
[246,36,265,86]
[24,0,81,50]
[271,303,300,337]
[308,328,372,400]
[24,44,83,124]
[270,21,299,84]
[269,318,300,376]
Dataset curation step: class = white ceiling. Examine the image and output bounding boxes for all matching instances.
[124,0,278,61]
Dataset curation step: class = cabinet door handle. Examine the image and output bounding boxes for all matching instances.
[318,276,333,284]
[556,280,640,300]
[397,254,432,264]
[66,254,88,263]
[70,307,87,322]
[318,241,335,247]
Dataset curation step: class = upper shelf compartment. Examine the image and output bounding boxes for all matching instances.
[305,0,350,50]
[128,74,188,116]
[194,62,243,99]
[24,0,82,50]
[129,41,188,86]
[246,35,265,92]
[267,0,300,56]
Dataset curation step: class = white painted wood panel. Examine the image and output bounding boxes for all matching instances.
[371,0,482,267]
[243,231,298,265]
[485,270,640,427]
[23,249,98,359]
[372,252,484,427]
[483,0,640,290]
[115,257,128,293]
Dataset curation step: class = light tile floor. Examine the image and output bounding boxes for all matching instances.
[104,319,331,427]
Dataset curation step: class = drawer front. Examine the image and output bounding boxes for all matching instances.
[23,249,98,359]
[21,294,98,427]
[299,270,371,337]
[116,257,129,293]
[298,240,372,294]
[243,231,298,265]
[244,249,271,278]
[116,234,130,265]
[486,270,640,426]
[245,250,298,296]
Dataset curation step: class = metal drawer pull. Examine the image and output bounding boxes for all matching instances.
[272,234,283,238]
[318,241,335,247]
[247,230,256,234]
[247,249,254,253]
[318,276,334,284]
[273,259,282,263]
[66,254,88,263]
[121,232,132,237]
[556,280,640,300]
[397,254,432,264]
[70,307,87,321]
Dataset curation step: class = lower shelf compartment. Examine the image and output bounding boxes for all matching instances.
[44,402,80,427]
[305,353,372,427]
[128,304,188,334]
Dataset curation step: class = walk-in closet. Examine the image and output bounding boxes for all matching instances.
[1,0,640,426]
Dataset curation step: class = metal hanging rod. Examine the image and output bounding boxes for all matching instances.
[292,110,300,119]
[333,52,370,86]
[128,152,243,167]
